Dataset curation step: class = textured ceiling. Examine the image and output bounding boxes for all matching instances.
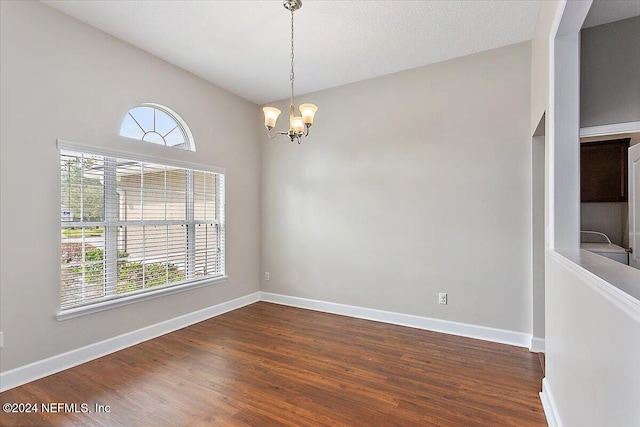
[41,1,638,105]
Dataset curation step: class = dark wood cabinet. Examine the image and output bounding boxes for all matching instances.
[580,138,630,203]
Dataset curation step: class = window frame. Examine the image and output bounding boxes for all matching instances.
[56,139,226,321]
[119,103,196,151]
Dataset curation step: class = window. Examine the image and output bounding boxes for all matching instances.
[59,144,225,312]
[119,103,195,151]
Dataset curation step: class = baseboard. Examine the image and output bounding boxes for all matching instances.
[1,291,535,392]
[260,292,531,348]
[540,378,562,427]
[0,292,260,392]
[529,337,545,353]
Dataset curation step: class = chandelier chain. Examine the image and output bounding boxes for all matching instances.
[290,9,295,103]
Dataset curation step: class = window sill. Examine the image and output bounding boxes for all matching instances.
[56,276,228,321]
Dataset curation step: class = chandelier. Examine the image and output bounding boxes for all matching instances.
[262,0,318,144]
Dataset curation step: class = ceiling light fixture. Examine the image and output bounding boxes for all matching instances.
[263,0,318,144]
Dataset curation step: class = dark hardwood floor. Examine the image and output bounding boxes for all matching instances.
[0,302,546,426]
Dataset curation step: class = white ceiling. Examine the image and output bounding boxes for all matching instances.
[42,1,639,105]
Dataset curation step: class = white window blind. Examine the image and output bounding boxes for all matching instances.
[60,149,225,310]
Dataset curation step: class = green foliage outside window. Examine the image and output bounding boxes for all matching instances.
[68,248,184,294]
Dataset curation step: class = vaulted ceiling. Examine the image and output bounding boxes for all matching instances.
[42,0,640,105]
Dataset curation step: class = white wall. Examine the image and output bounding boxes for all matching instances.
[0,1,261,372]
[581,16,640,128]
[529,0,566,345]
[532,133,546,340]
[531,1,561,133]
[261,42,533,334]
[545,251,640,427]
[533,1,640,426]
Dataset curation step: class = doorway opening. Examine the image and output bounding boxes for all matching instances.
[579,128,640,269]
[531,113,545,352]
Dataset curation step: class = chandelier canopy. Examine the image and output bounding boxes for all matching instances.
[262,0,318,144]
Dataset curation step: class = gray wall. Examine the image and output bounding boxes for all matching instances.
[0,1,261,371]
[581,16,640,128]
[261,42,533,333]
[580,203,628,247]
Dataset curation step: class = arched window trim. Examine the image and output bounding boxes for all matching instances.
[119,103,196,151]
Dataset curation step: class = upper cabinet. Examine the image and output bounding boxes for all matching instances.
[581,138,630,203]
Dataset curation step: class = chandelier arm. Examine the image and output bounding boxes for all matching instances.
[266,129,290,139]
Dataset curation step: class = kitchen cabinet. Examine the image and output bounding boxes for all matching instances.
[580,138,630,203]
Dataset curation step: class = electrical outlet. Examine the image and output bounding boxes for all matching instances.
[264,272,270,281]
[438,293,447,305]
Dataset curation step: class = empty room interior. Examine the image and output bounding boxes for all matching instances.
[1,1,639,426]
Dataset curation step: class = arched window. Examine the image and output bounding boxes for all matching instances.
[119,103,195,151]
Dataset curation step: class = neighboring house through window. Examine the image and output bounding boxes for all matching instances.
[59,104,225,316]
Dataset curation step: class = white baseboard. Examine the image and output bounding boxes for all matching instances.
[0,292,260,392]
[530,337,545,353]
[1,291,537,393]
[260,292,532,348]
[540,378,562,427]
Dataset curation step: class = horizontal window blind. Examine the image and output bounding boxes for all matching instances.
[60,149,225,310]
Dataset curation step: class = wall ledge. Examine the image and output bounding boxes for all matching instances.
[579,121,640,138]
[549,249,640,321]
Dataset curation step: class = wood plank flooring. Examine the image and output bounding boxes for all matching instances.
[0,302,547,426]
